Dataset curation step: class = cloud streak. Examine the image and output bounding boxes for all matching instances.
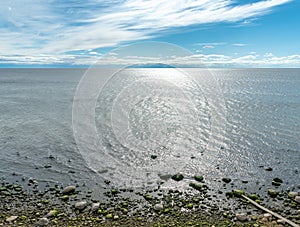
[0,0,293,65]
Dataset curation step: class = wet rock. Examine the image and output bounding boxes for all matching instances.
[225,192,234,198]
[144,194,152,201]
[37,217,49,226]
[62,185,76,194]
[194,175,204,182]
[295,196,300,204]
[222,178,231,183]
[272,178,283,183]
[265,167,273,171]
[268,189,278,198]
[6,215,18,222]
[111,189,119,195]
[104,180,110,185]
[236,213,247,221]
[272,178,283,186]
[248,194,259,200]
[189,182,202,191]
[75,201,87,210]
[171,173,184,181]
[233,189,245,197]
[150,155,157,159]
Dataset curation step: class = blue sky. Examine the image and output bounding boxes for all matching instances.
[0,0,299,67]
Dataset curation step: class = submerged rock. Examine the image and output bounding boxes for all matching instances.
[248,194,259,200]
[189,182,202,191]
[272,178,283,186]
[268,189,278,198]
[233,189,245,197]
[194,175,204,182]
[222,178,231,183]
[150,155,158,159]
[171,173,184,181]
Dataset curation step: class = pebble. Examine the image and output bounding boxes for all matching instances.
[236,213,247,221]
[37,217,49,226]
[45,209,58,218]
[295,196,300,204]
[268,189,278,198]
[75,201,87,210]
[6,216,18,222]
[62,185,76,194]
[171,173,184,181]
[91,202,100,212]
[277,219,285,224]
[288,191,298,198]
[153,203,164,211]
[263,213,272,219]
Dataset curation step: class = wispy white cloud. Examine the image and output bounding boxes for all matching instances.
[0,0,293,65]
[203,45,215,49]
[233,43,247,47]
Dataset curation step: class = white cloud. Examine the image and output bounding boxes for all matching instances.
[1,1,292,52]
[203,45,215,49]
[233,43,247,47]
[0,0,293,65]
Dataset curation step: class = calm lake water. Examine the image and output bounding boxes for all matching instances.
[0,68,299,192]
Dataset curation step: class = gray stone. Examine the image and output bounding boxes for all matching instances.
[62,185,76,194]
[37,217,49,226]
[91,202,100,212]
[6,216,18,222]
[45,209,58,218]
[75,201,87,210]
[263,213,272,219]
[288,191,298,198]
[153,203,164,211]
[236,213,247,221]
[277,219,285,224]
[295,196,300,204]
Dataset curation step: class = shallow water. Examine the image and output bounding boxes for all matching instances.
[0,68,299,192]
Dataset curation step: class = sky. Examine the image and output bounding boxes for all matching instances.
[0,0,299,68]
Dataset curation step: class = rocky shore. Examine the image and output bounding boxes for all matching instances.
[1,174,299,226]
